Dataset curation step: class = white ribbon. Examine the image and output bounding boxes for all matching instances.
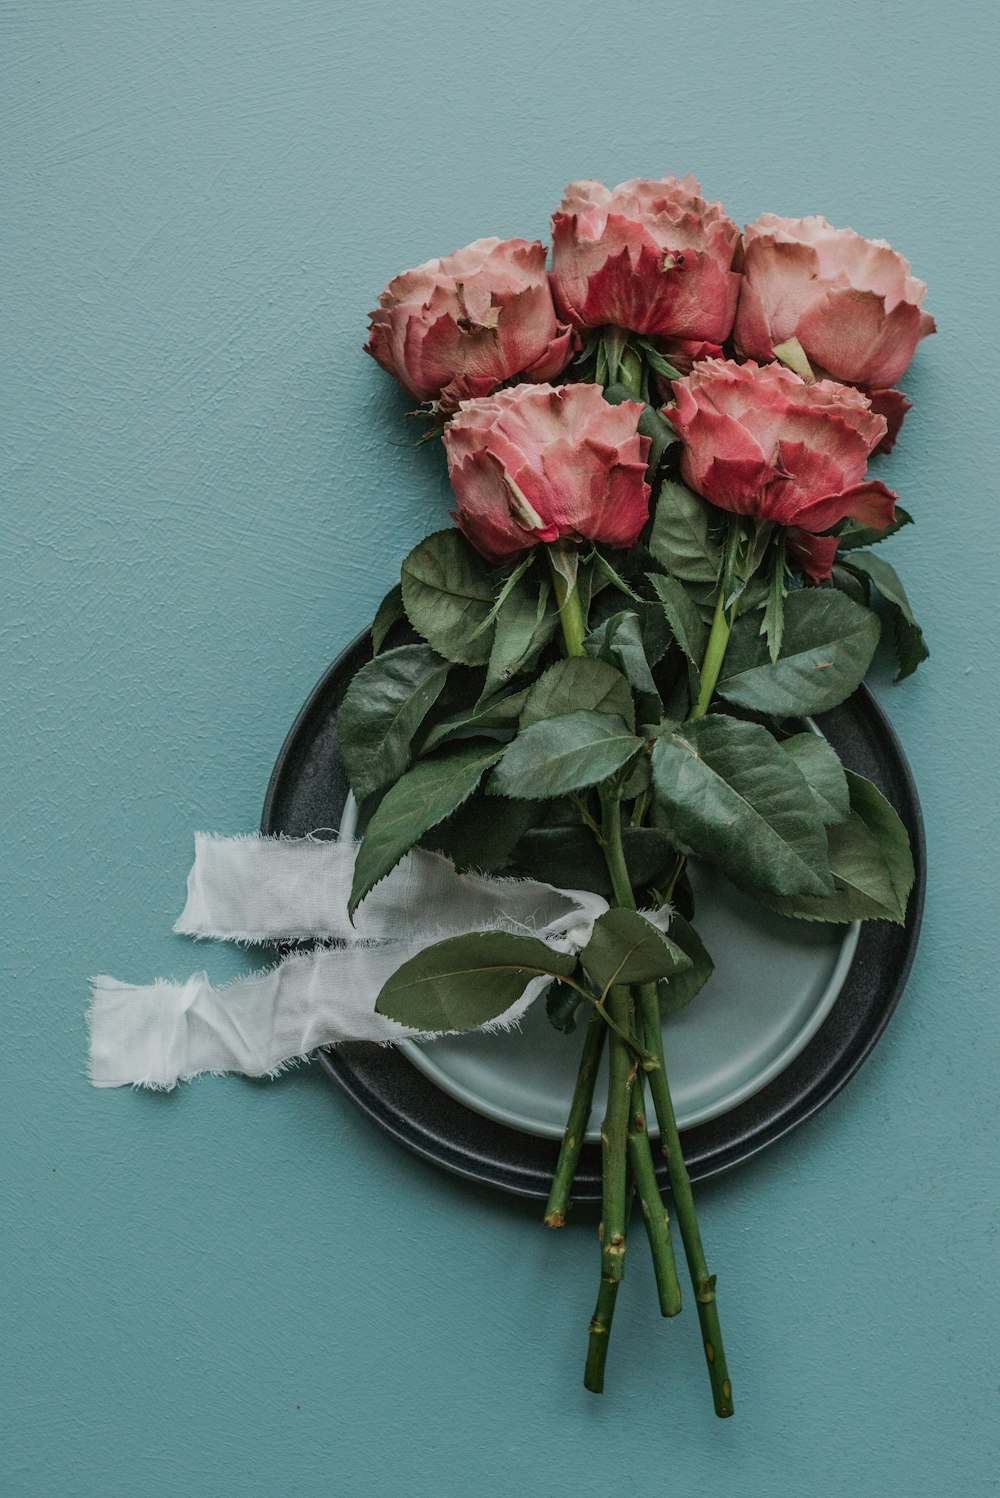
[88,834,665,1091]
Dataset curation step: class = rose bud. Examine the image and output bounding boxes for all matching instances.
[549,177,741,348]
[442,383,651,563]
[734,214,936,450]
[662,359,897,580]
[365,237,574,411]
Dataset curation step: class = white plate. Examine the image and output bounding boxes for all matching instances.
[338,789,859,1139]
[400,864,858,1137]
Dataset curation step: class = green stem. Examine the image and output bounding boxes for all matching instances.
[600,792,634,908]
[584,1180,635,1394]
[601,787,733,1416]
[548,546,587,658]
[628,1072,682,1317]
[599,990,634,1283]
[691,588,733,719]
[544,1010,607,1228]
[584,1274,619,1393]
[637,980,734,1418]
[598,792,683,1312]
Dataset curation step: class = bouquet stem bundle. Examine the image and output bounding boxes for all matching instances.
[341,173,931,1414]
[546,570,731,1411]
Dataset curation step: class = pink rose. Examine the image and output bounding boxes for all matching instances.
[442,383,651,563]
[662,360,897,579]
[366,238,574,410]
[550,177,741,345]
[734,214,935,448]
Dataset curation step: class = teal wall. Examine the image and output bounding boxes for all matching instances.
[4,3,997,1493]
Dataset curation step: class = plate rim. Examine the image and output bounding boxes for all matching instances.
[261,629,925,1198]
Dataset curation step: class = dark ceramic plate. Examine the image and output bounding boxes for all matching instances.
[261,631,924,1200]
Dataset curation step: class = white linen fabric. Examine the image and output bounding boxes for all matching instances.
[88,834,648,1090]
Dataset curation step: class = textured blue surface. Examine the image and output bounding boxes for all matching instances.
[4,3,998,1493]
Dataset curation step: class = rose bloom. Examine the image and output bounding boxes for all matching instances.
[365,237,573,410]
[549,177,741,349]
[663,360,897,579]
[442,383,651,563]
[735,214,935,449]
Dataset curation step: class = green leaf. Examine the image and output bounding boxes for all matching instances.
[657,913,714,1016]
[371,583,404,654]
[649,481,721,584]
[520,657,635,732]
[482,575,556,697]
[375,930,578,1031]
[634,596,674,667]
[646,573,709,694]
[839,551,928,681]
[715,588,880,716]
[835,505,913,551]
[337,644,450,801]
[349,740,503,916]
[580,908,692,992]
[421,686,528,753]
[423,789,538,873]
[780,733,851,825]
[759,771,914,924]
[545,979,582,1034]
[585,610,658,697]
[489,711,643,801]
[511,824,677,901]
[401,529,496,666]
[830,564,869,606]
[650,713,833,898]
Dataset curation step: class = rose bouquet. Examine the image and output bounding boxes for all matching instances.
[86,173,932,1418]
[344,176,933,1415]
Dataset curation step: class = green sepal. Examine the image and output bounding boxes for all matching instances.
[835,505,913,551]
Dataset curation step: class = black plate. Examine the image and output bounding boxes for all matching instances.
[261,631,924,1199]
